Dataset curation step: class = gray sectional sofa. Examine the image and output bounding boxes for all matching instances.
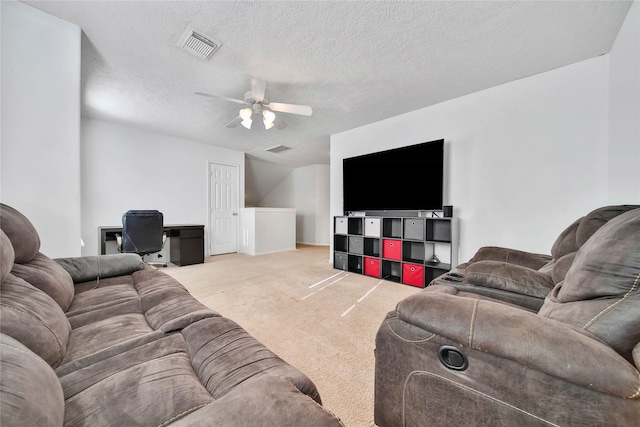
[374,206,640,426]
[0,203,343,426]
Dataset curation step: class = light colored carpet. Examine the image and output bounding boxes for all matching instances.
[163,244,420,427]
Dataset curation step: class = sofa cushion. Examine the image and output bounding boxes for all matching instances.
[66,283,141,318]
[11,252,75,311]
[550,216,582,260]
[0,273,71,367]
[146,293,220,332]
[134,269,191,308]
[539,208,640,362]
[0,334,64,427]
[62,313,153,364]
[0,203,41,263]
[183,317,322,403]
[0,230,14,282]
[63,348,214,426]
[575,205,639,247]
[550,252,576,284]
[172,375,343,427]
[73,274,135,294]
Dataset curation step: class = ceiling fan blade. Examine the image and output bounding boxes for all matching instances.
[225,116,243,128]
[195,92,248,105]
[274,116,287,130]
[268,102,312,116]
[251,77,266,102]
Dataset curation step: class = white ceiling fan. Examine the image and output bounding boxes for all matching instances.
[196,77,312,130]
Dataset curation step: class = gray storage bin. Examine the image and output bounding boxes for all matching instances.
[403,218,425,240]
[334,252,348,270]
[348,236,364,254]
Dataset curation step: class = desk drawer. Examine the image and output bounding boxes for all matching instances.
[176,228,204,238]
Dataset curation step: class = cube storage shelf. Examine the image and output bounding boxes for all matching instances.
[333,215,458,288]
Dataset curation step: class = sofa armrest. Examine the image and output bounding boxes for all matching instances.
[469,246,552,270]
[54,254,144,284]
[396,289,640,398]
[465,260,555,298]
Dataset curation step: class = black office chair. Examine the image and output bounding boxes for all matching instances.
[116,210,167,267]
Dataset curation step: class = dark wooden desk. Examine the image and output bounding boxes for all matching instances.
[99,224,205,266]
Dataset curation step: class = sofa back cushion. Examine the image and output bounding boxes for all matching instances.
[547,205,639,284]
[0,204,74,310]
[0,203,40,263]
[0,230,14,283]
[11,253,75,311]
[0,334,64,427]
[575,204,639,247]
[0,273,71,368]
[539,208,640,362]
[550,216,582,260]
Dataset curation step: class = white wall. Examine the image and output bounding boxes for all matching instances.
[259,164,330,245]
[331,57,610,263]
[245,157,293,207]
[315,165,330,245]
[1,1,81,257]
[81,118,245,256]
[239,208,296,255]
[608,0,640,203]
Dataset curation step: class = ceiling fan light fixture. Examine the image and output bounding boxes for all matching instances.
[262,110,276,130]
[262,110,275,123]
[241,118,252,129]
[239,107,253,121]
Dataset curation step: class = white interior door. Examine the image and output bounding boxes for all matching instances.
[209,162,238,255]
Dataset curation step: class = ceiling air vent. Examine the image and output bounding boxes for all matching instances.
[177,26,221,60]
[265,144,291,154]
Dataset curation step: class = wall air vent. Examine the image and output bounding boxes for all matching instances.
[177,26,221,60]
[265,144,291,154]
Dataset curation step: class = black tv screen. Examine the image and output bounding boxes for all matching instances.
[342,139,444,212]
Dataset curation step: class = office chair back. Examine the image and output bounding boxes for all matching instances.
[121,210,164,256]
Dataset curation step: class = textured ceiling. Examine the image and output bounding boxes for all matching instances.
[24,1,632,168]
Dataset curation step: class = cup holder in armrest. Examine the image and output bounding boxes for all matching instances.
[438,345,468,371]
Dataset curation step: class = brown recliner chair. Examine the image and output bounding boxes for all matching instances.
[430,205,639,310]
[375,207,640,426]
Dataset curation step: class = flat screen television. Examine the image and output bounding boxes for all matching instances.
[342,139,444,213]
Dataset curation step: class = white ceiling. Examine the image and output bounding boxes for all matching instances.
[24,1,632,168]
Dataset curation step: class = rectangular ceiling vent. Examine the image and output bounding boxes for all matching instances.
[177,26,221,60]
[265,144,291,154]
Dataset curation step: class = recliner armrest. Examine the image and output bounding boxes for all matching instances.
[469,246,552,270]
[54,254,144,284]
[465,260,555,298]
[395,288,640,399]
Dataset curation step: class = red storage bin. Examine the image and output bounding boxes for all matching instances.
[364,257,381,278]
[402,263,424,287]
[383,239,402,260]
